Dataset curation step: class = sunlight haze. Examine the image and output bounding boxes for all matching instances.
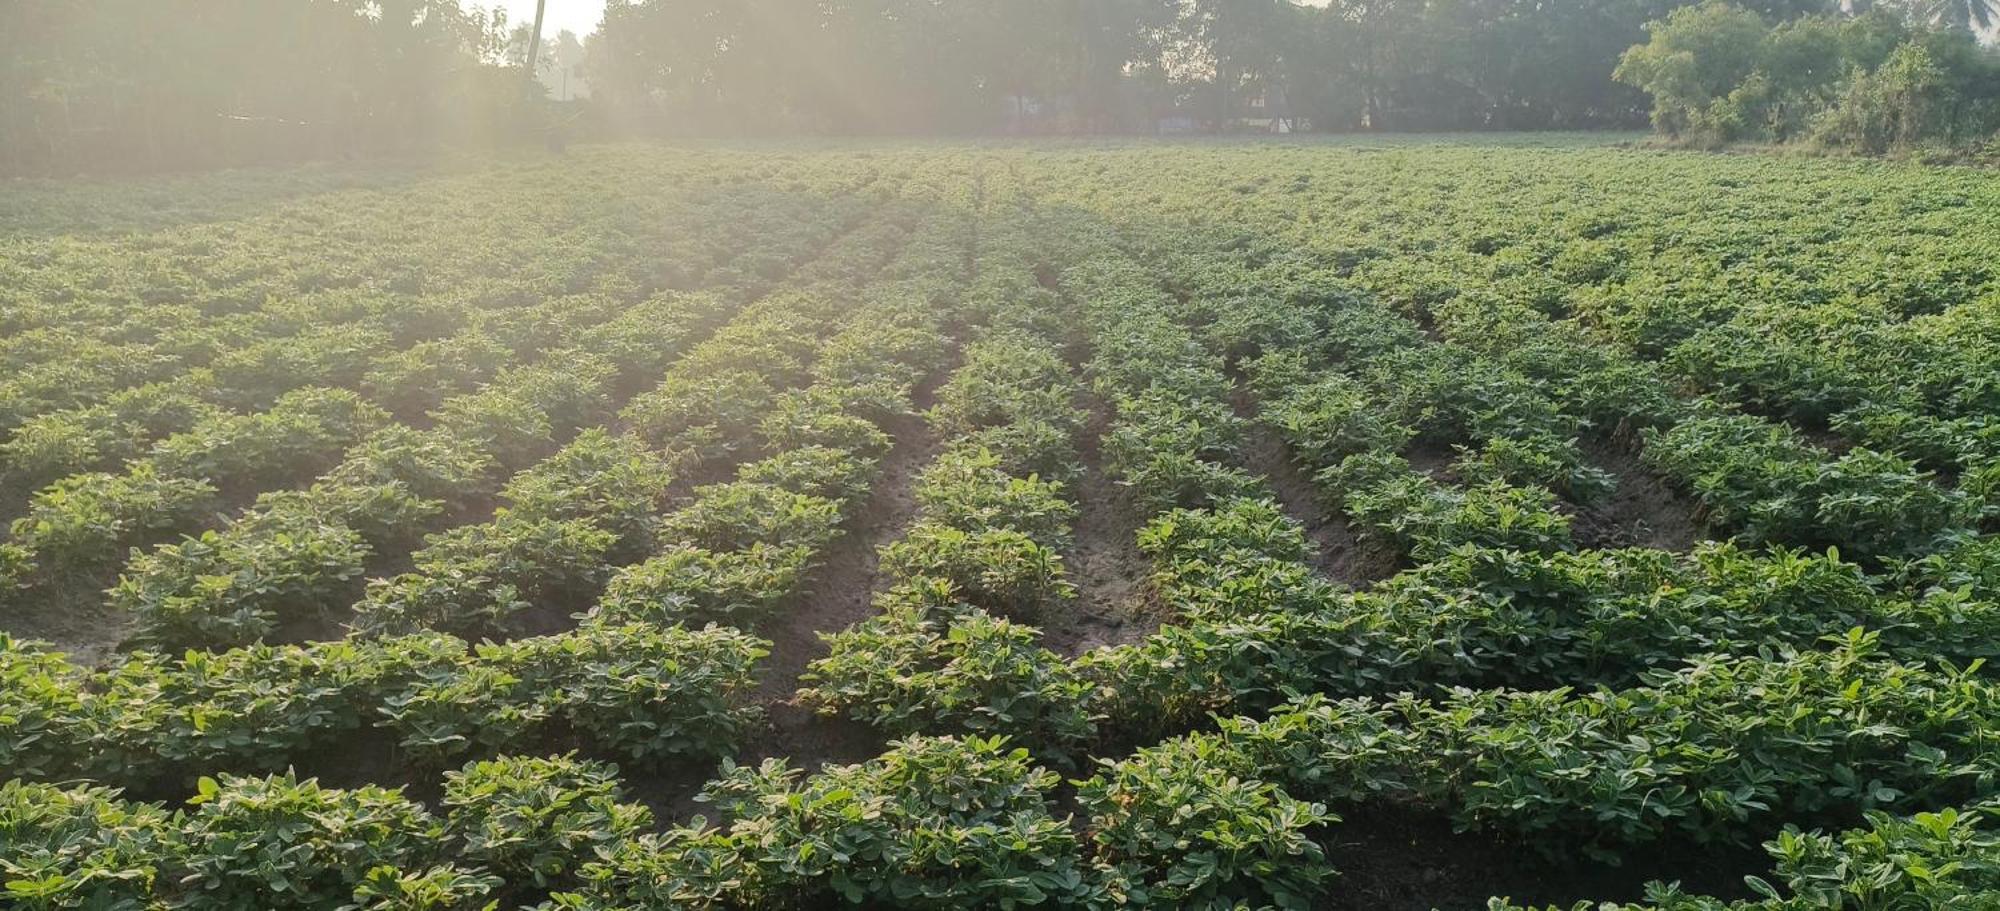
[4,2,2000,904]
[488,0,604,38]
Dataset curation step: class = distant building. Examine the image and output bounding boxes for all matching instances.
[1156,85,1305,134]
[1242,86,1302,133]
[1000,93,1078,134]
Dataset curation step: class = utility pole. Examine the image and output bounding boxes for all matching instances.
[525,0,548,85]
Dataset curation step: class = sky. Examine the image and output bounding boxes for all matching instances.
[486,0,605,39]
[483,0,1339,39]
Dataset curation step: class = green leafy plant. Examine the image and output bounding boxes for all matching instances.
[442,754,651,888]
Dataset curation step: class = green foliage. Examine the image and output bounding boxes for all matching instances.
[0,781,174,911]
[689,736,1098,908]
[442,754,651,888]
[0,636,92,780]
[593,543,809,626]
[1324,452,1575,560]
[381,622,766,766]
[352,516,616,637]
[500,429,674,559]
[1488,800,2000,909]
[1617,3,2000,152]
[343,865,500,911]
[1101,391,1261,513]
[1258,371,1413,467]
[880,525,1076,617]
[800,588,1098,754]
[148,386,390,489]
[11,139,2000,911]
[735,445,878,505]
[1080,734,1335,910]
[928,336,1085,439]
[172,772,449,911]
[11,465,217,572]
[116,501,371,649]
[620,369,779,464]
[0,383,217,491]
[363,333,515,417]
[1201,633,2000,859]
[659,481,843,555]
[433,363,613,471]
[1645,412,1970,557]
[912,449,1077,547]
[758,387,893,459]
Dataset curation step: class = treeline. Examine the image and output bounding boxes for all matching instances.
[585,0,1997,140]
[588,0,1683,134]
[2,0,1996,174]
[1617,2,2000,152]
[0,1,546,174]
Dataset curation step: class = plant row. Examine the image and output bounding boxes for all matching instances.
[19,684,1995,911]
[799,227,1105,756]
[0,621,766,786]
[55,204,945,646]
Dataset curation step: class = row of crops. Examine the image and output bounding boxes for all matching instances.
[4,140,2000,909]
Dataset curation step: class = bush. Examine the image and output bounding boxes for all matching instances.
[172,773,449,911]
[379,622,766,765]
[350,516,617,637]
[0,543,33,599]
[148,386,389,489]
[758,387,892,459]
[325,425,498,510]
[1323,452,1574,559]
[691,735,1098,908]
[735,445,878,504]
[880,525,1075,617]
[1243,633,2000,859]
[1646,412,1970,557]
[619,368,776,463]
[593,543,810,626]
[116,501,372,649]
[927,337,1084,437]
[0,636,92,780]
[91,640,376,774]
[1616,3,2000,153]
[800,589,1098,754]
[912,449,1076,547]
[1080,734,1334,910]
[0,780,175,911]
[501,429,675,560]
[949,420,1084,485]
[12,465,217,572]
[0,382,217,490]
[361,332,514,416]
[1259,372,1410,467]
[442,754,652,888]
[659,482,843,554]
[433,362,613,470]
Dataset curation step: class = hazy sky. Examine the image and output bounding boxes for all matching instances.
[487,0,605,39]
[485,0,1350,40]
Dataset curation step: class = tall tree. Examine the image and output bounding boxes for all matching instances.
[1927,0,1998,31]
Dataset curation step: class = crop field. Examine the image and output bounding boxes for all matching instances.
[5,138,2000,910]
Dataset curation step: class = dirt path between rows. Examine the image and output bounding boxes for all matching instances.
[1572,436,1702,552]
[1229,383,1401,589]
[1042,400,1162,657]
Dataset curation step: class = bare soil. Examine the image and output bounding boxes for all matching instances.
[1571,436,1703,551]
[1320,805,1763,910]
[1229,385,1402,588]
[1042,400,1165,657]
[1,581,130,668]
